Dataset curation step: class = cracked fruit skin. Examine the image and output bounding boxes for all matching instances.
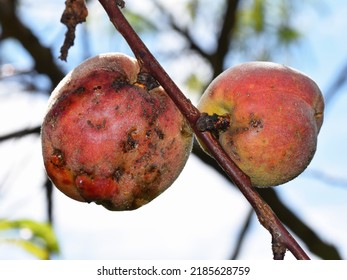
[41,53,193,210]
[197,61,324,187]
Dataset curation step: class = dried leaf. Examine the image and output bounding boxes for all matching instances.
[59,0,88,61]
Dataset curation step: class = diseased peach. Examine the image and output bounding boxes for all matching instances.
[41,53,193,210]
[197,61,324,187]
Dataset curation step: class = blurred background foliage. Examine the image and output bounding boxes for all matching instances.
[0,0,346,259]
[0,219,59,259]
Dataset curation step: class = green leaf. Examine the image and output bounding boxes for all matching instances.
[277,25,301,45]
[185,73,205,93]
[186,0,199,19]
[0,219,59,259]
[251,0,266,33]
[124,11,157,33]
[3,239,50,260]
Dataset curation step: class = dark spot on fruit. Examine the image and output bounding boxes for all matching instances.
[249,113,263,132]
[113,167,125,182]
[122,129,139,152]
[78,168,94,179]
[145,130,152,138]
[146,164,158,174]
[96,120,106,130]
[51,148,65,167]
[250,119,263,129]
[234,126,249,134]
[92,96,100,105]
[141,94,161,125]
[137,164,162,192]
[196,113,229,138]
[155,128,165,139]
[111,78,129,91]
[86,119,106,130]
[87,120,93,128]
[180,121,192,139]
[73,87,85,94]
[136,72,160,90]
[196,113,218,131]
[148,142,157,151]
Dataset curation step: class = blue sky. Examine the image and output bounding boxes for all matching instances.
[1,0,347,260]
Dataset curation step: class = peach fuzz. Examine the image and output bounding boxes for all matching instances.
[41,53,193,210]
[197,61,324,187]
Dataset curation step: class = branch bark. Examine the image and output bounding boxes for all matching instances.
[98,0,310,260]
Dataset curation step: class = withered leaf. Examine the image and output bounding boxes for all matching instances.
[59,0,88,61]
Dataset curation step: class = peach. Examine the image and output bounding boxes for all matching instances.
[41,53,193,210]
[197,61,324,187]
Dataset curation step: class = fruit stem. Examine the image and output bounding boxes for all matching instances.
[98,0,310,260]
[196,113,230,138]
[99,0,201,125]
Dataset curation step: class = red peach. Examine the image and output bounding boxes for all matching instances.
[41,53,193,210]
[197,61,324,187]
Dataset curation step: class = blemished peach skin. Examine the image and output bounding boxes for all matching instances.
[197,61,324,187]
[41,53,193,210]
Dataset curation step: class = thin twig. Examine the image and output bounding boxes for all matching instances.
[212,0,241,78]
[97,0,310,260]
[231,208,254,260]
[324,59,347,106]
[0,126,40,142]
[0,0,64,86]
[151,0,212,62]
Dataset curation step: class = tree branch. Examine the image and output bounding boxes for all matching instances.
[194,141,341,259]
[151,0,212,62]
[0,126,41,142]
[324,58,347,106]
[0,0,64,87]
[211,0,241,78]
[98,0,310,260]
[258,188,342,260]
[230,207,254,260]
[0,124,340,259]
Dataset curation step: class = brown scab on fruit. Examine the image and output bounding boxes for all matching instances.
[122,129,139,153]
[112,167,124,183]
[197,61,324,187]
[41,53,193,210]
[249,114,264,132]
[51,148,65,167]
